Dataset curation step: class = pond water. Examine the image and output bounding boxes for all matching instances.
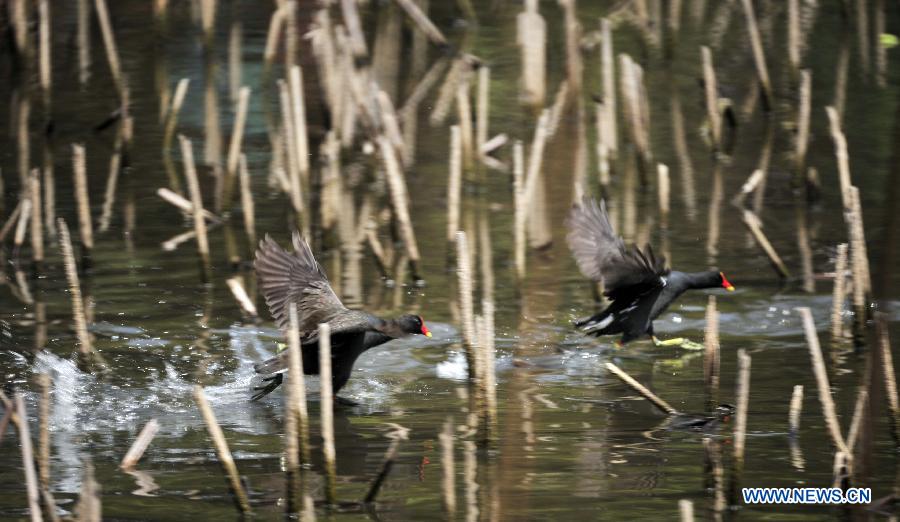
[1,1,899,520]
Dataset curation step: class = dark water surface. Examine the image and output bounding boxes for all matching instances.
[2,1,900,520]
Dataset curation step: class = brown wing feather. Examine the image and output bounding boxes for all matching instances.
[255,232,366,336]
[565,197,668,300]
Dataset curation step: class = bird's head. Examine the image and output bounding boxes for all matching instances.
[719,272,735,292]
[398,314,432,337]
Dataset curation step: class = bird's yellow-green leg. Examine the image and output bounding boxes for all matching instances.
[613,339,625,349]
[652,336,704,351]
[275,342,288,354]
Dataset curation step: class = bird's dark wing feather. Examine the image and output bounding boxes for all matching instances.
[255,232,368,336]
[581,285,663,342]
[566,197,668,301]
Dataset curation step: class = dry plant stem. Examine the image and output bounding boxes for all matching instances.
[657,163,670,220]
[178,136,210,265]
[788,0,800,72]
[733,350,751,479]
[795,70,811,174]
[476,66,490,161]
[846,187,871,307]
[789,385,803,436]
[846,388,868,452]
[701,46,720,149]
[263,6,285,67]
[72,145,94,251]
[278,81,304,218]
[826,107,852,210]
[480,299,497,440]
[286,304,310,463]
[163,79,190,149]
[94,0,123,93]
[340,0,368,57]
[679,499,694,522]
[877,317,900,446]
[38,0,51,112]
[57,219,93,355]
[378,135,421,266]
[75,458,100,522]
[704,295,720,410]
[30,170,44,263]
[797,306,851,455]
[225,86,251,200]
[156,189,220,223]
[456,231,477,376]
[513,140,526,279]
[440,417,456,516]
[831,243,849,340]
[121,419,160,469]
[226,277,258,317]
[98,138,122,233]
[741,210,789,278]
[238,155,255,245]
[15,394,42,522]
[37,374,51,490]
[193,386,251,514]
[392,0,447,46]
[0,202,24,243]
[600,18,617,154]
[456,79,474,167]
[517,0,546,105]
[522,111,551,231]
[739,0,771,108]
[289,66,310,183]
[319,323,337,505]
[447,126,463,243]
[605,362,677,415]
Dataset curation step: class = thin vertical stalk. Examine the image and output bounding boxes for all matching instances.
[447,126,462,243]
[57,219,92,356]
[193,386,251,514]
[72,145,94,253]
[178,136,210,266]
[15,394,42,522]
[319,323,337,505]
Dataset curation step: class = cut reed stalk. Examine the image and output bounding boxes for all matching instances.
[393,0,447,46]
[14,199,32,255]
[595,101,611,185]
[701,46,721,149]
[513,140,526,279]
[156,188,220,223]
[238,155,255,245]
[456,231,477,376]
[10,0,29,59]
[224,86,251,208]
[378,135,421,276]
[200,0,216,44]
[739,0,771,109]
[732,350,751,497]
[75,457,100,522]
[600,18,617,155]
[287,304,310,464]
[741,210,789,279]
[120,419,160,469]
[795,70,811,175]
[72,145,94,253]
[619,54,651,170]
[289,66,310,185]
[789,385,804,437]
[657,163,670,222]
[37,374,50,490]
[0,202,24,243]
[846,187,870,334]
[15,394,42,522]
[560,0,583,93]
[679,499,694,522]
[58,219,93,356]
[480,299,497,441]
[178,136,210,266]
[278,80,303,218]
[98,137,122,233]
[17,96,30,188]
[788,0,800,73]
[340,0,368,57]
[830,243,849,341]
[228,22,242,102]
[226,277,258,318]
[94,0,123,93]
[440,417,456,516]
[163,79,190,152]
[797,306,850,455]
[38,0,51,113]
[877,317,900,447]
[826,107,852,211]
[846,388,868,452]
[704,295,720,411]
[193,386,251,514]
[30,170,44,264]
[319,322,337,505]
[263,6,285,69]
[447,126,462,243]
[430,58,466,127]
[456,78,474,168]
[545,81,569,138]
[605,362,678,415]
[476,66,490,162]
[517,0,546,106]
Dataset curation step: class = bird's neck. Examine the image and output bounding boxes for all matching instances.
[681,270,722,290]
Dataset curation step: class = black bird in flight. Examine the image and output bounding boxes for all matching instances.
[566,198,734,348]
[252,233,432,402]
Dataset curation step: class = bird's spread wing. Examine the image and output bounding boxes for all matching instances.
[255,232,362,336]
[566,197,668,301]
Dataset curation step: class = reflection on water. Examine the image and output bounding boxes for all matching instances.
[1,1,899,520]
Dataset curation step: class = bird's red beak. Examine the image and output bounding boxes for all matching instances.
[421,322,432,338]
[720,272,735,292]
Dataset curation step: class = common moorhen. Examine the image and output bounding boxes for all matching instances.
[566,197,734,348]
[251,233,432,401]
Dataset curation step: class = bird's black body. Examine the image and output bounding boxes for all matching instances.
[251,233,430,401]
[567,198,733,345]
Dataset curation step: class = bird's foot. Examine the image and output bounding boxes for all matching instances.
[612,339,625,349]
[335,396,361,407]
[652,336,704,351]
[250,374,284,401]
[274,342,288,354]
